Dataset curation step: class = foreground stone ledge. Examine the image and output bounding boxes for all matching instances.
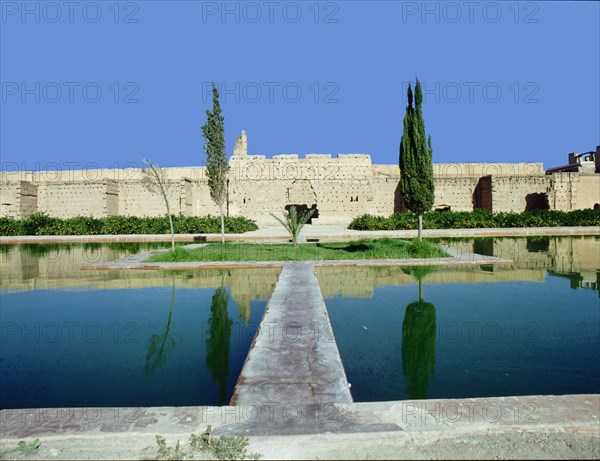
[1,395,598,460]
[2,395,597,438]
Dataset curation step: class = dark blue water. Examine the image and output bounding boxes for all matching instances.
[325,273,600,402]
[0,284,265,409]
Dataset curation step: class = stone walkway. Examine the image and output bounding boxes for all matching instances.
[231,263,352,407]
[221,263,398,435]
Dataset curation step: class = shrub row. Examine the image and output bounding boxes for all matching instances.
[0,213,258,236]
[348,209,600,231]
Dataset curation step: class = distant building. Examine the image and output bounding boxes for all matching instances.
[546,147,599,174]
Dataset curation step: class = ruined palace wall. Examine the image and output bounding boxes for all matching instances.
[228,177,373,223]
[490,176,550,212]
[369,162,546,215]
[0,167,207,183]
[369,177,398,216]
[372,162,544,178]
[0,182,21,218]
[0,181,38,219]
[37,180,119,218]
[229,153,372,182]
[227,154,374,222]
[489,173,599,213]
[1,155,597,220]
[574,175,600,210]
[547,173,575,211]
[434,176,482,211]
[117,179,191,217]
[369,175,482,215]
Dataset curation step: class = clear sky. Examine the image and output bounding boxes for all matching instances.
[1,1,598,172]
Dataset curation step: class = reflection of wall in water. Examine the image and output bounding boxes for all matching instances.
[435,236,598,272]
[317,236,599,297]
[1,237,597,302]
[316,265,547,298]
[0,247,280,322]
[477,236,598,289]
[547,269,600,297]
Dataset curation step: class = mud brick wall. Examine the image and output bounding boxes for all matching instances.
[1,153,597,221]
[37,180,119,218]
[0,181,38,218]
[574,175,600,210]
[490,176,550,212]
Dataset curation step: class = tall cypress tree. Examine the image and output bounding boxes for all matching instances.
[399,79,435,239]
[202,83,229,244]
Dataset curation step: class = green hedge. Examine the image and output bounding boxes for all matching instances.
[0,213,258,236]
[348,209,600,231]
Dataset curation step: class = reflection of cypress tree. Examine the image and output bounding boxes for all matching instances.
[402,270,437,400]
[206,285,233,405]
[144,282,178,379]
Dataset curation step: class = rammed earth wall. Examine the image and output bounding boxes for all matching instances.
[1,153,599,224]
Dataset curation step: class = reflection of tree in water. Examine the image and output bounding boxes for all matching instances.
[206,282,233,405]
[144,282,178,379]
[401,266,437,400]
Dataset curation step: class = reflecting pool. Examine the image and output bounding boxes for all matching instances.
[0,244,279,409]
[317,236,600,402]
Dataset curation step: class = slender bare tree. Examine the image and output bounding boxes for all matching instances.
[141,157,175,252]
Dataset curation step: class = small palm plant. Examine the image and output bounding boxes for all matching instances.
[270,206,315,247]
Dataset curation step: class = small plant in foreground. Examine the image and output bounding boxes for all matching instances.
[270,206,315,247]
[17,438,41,457]
[154,426,260,460]
[155,435,186,460]
[189,426,259,460]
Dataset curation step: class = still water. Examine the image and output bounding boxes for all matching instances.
[0,243,278,409]
[317,236,600,401]
[1,237,598,407]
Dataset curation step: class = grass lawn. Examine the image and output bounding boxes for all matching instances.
[146,238,449,262]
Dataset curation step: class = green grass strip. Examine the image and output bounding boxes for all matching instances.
[147,238,449,262]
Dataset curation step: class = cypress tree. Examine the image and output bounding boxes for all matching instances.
[399,79,435,239]
[202,83,229,244]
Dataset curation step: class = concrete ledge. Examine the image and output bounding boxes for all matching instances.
[1,395,598,459]
[0,234,207,244]
[1,226,598,245]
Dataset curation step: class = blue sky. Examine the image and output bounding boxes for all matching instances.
[1,1,599,171]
